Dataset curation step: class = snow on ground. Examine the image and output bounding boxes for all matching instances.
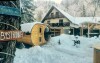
[14,34,100,63]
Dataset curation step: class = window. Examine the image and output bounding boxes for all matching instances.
[59,19,63,26]
[65,22,70,26]
[51,13,54,18]
[56,12,59,18]
[47,21,50,24]
[39,37,42,42]
[39,28,42,33]
[59,19,63,23]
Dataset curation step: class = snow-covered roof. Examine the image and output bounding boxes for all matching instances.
[54,6,100,25]
[21,22,41,32]
[41,5,100,25]
[75,17,100,25]
[54,6,75,23]
[41,5,75,24]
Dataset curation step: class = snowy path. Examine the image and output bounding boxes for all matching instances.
[42,44,93,63]
[14,34,100,63]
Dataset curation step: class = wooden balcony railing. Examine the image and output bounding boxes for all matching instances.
[45,15,65,19]
[48,22,70,27]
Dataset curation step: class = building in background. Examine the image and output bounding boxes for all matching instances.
[41,5,100,37]
[41,6,79,37]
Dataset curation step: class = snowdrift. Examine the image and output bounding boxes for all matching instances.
[14,34,100,63]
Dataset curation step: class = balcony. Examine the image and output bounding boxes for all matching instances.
[48,22,70,27]
[45,15,65,20]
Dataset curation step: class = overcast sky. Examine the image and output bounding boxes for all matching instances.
[34,0,62,4]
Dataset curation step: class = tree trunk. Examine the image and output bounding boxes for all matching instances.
[0,1,20,63]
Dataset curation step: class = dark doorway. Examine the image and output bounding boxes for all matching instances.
[70,28,80,36]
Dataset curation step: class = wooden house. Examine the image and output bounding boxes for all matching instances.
[41,6,100,37]
[41,6,79,37]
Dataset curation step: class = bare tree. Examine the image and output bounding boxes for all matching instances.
[34,7,44,21]
[34,0,56,21]
[61,0,100,17]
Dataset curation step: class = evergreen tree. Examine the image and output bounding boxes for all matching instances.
[21,0,36,23]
